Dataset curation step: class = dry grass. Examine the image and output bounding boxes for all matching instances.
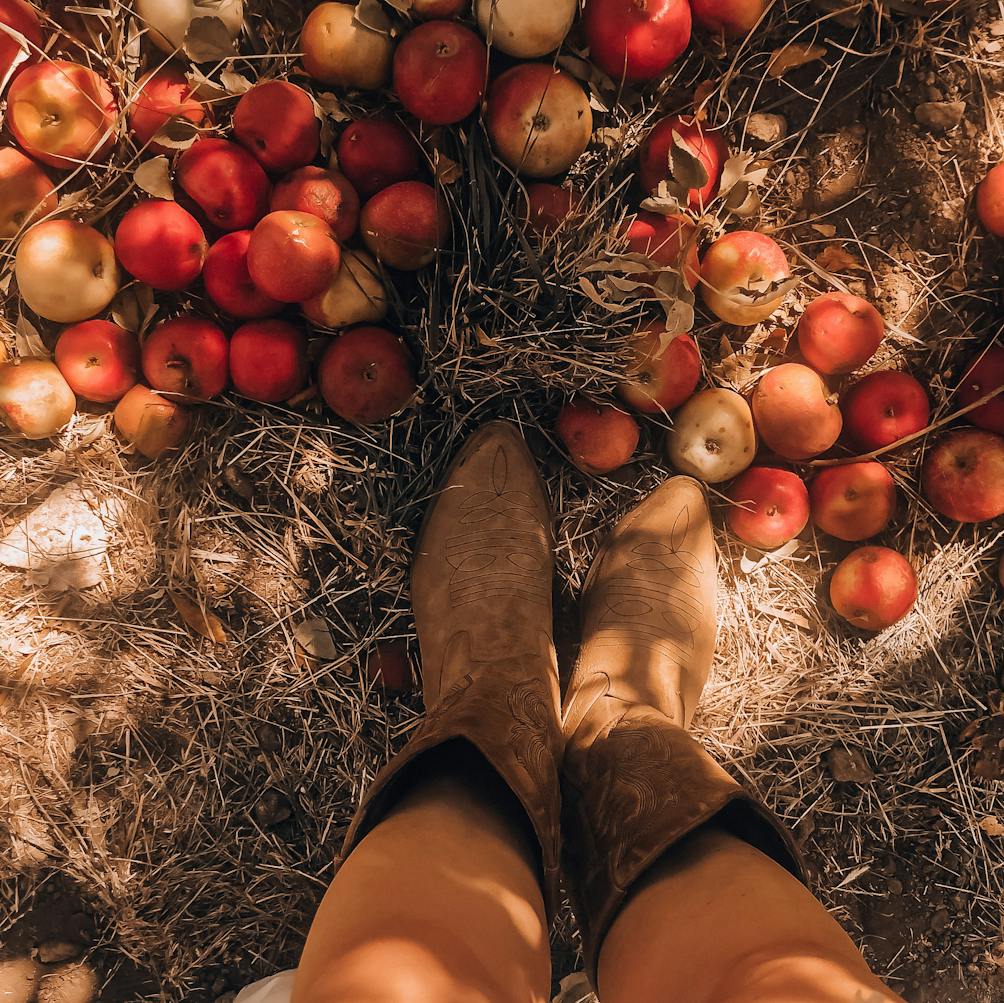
[2,0,1004,999]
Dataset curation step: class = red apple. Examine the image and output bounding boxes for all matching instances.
[486,63,592,178]
[809,462,896,542]
[797,292,884,376]
[829,546,917,631]
[301,1,394,91]
[623,210,700,288]
[393,20,488,126]
[115,200,208,292]
[247,210,341,302]
[366,639,412,694]
[556,397,640,475]
[336,118,423,198]
[638,115,729,209]
[700,230,791,326]
[176,138,271,232]
[360,181,449,271]
[841,371,930,451]
[0,358,76,439]
[583,0,691,82]
[958,344,1004,435]
[752,363,842,460]
[922,428,1004,523]
[413,0,467,15]
[114,384,191,460]
[202,230,283,320]
[690,0,767,36]
[142,315,229,402]
[726,467,809,550]
[229,320,309,403]
[976,163,1004,238]
[270,166,360,242]
[0,0,42,82]
[318,326,417,424]
[525,182,581,237]
[618,326,701,414]
[7,60,118,169]
[54,320,140,403]
[129,64,208,154]
[0,146,55,238]
[233,80,320,175]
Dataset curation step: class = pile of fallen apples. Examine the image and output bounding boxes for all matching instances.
[0,0,1001,633]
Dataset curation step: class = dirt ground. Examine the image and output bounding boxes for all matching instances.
[2,1,1004,1002]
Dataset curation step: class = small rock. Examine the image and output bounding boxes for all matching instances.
[886,878,903,895]
[825,744,874,783]
[0,957,40,1003]
[252,789,292,828]
[254,722,282,754]
[746,112,787,145]
[930,907,950,933]
[36,963,97,1003]
[915,101,965,131]
[37,942,82,965]
[211,977,227,995]
[215,993,237,1003]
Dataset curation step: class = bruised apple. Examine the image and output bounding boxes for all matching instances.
[114,384,191,460]
[700,230,791,326]
[525,182,581,237]
[229,320,309,403]
[797,292,884,376]
[129,64,208,154]
[335,118,422,198]
[176,138,271,232]
[618,326,701,414]
[270,166,360,242]
[318,326,417,424]
[666,387,756,483]
[0,359,76,439]
[247,210,341,302]
[691,0,767,36]
[203,230,282,319]
[829,546,917,631]
[726,467,809,550]
[360,181,449,271]
[55,320,140,403]
[142,315,229,401]
[135,0,243,54]
[638,115,729,209]
[487,64,591,178]
[114,200,208,291]
[752,364,842,460]
[557,397,640,475]
[15,220,119,323]
[0,0,42,82]
[809,462,896,542]
[623,211,700,288]
[474,0,576,57]
[583,0,691,82]
[301,1,394,91]
[922,428,1004,523]
[841,371,930,451]
[958,344,1004,435]
[233,80,320,175]
[303,248,388,329]
[0,147,56,238]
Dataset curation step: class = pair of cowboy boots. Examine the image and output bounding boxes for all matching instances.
[342,421,802,984]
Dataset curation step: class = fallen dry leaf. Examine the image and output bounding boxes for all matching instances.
[692,79,717,121]
[134,156,174,200]
[169,591,227,644]
[979,816,1004,838]
[768,41,826,78]
[815,243,865,272]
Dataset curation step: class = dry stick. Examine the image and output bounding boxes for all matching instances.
[808,385,1003,468]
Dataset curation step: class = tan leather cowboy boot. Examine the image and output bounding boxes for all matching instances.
[341,421,563,910]
[561,476,803,982]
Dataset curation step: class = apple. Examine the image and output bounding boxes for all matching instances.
[360,181,449,271]
[638,115,729,209]
[141,315,229,401]
[700,230,791,326]
[486,64,592,178]
[229,320,309,403]
[474,0,576,57]
[393,20,487,126]
[829,546,917,631]
[129,64,208,154]
[809,462,896,542]
[335,118,423,198]
[0,147,55,239]
[135,0,243,54]
[54,320,140,403]
[690,0,767,36]
[176,138,271,232]
[15,220,119,323]
[958,344,1004,435]
[0,359,76,439]
[976,163,1004,238]
[270,166,360,242]
[752,363,842,460]
[301,1,394,90]
[921,428,1004,523]
[726,467,809,550]
[412,0,467,15]
[115,200,208,292]
[841,371,930,451]
[557,397,640,475]
[247,210,341,303]
[7,61,118,170]
[525,182,581,237]
[113,384,191,459]
[619,325,701,414]
[797,292,884,376]
[366,639,412,694]
[583,0,691,82]
[317,326,417,424]
[302,248,388,329]
[233,80,320,175]
[202,230,282,319]
[665,387,756,482]
[0,0,42,82]
[623,210,700,288]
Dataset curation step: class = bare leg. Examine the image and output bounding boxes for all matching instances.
[598,825,906,1003]
[292,751,551,1003]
